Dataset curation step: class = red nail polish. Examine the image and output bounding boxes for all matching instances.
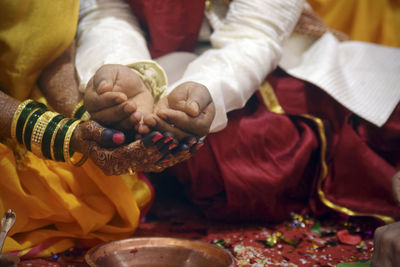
[169,143,178,150]
[192,143,204,152]
[188,140,196,147]
[163,136,173,143]
[112,133,125,144]
[152,133,163,142]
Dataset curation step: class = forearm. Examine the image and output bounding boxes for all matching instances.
[0,90,20,138]
[76,0,154,89]
[168,0,304,132]
[38,41,81,116]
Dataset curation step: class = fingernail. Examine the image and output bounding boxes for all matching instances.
[182,136,197,147]
[172,143,189,157]
[168,140,178,150]
[163,136,173,143]
[156,138,171,153]
[152,132,163,142]
[100,129,115,147]
[190,140,204,154]
[98,80,107,91]
[190,101,199,114]
[112,132,125,145]
[142,131,163,147]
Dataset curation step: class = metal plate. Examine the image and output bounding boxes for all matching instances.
[85,237,236,267]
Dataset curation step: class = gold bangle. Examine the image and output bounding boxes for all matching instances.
[30,111,59,158]
[50,118,69,160]
[71,101,91,121]
[63,119,87,166]
[11,99,33,141]
[21,107,43,147]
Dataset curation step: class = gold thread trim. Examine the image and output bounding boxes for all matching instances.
[258,82,284,114]
[301,114,394,224]
[258,82,394,224]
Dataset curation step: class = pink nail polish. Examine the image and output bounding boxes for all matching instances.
[112,133,125,144]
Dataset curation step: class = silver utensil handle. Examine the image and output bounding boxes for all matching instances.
[0,231,7,252]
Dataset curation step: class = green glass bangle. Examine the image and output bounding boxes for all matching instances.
[54,118,78,162]
[74,105,87,119]
[23,108,47,151]
[41,114,65,159]
[16,102,47,144]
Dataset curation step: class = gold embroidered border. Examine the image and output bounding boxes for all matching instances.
[259,82,284,114]
[259,81,394,224]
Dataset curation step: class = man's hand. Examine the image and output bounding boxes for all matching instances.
[84,64,154,133]
[144,82,215,140]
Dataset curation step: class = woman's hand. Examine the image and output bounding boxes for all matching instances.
[70,121,200,175]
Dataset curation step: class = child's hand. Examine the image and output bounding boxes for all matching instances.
[144,82,215,139]
[84,64,154,133]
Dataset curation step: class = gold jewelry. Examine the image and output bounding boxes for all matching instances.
[71,101,91,121]
[30,111,58,158]
[41,114,65,159]
[11,99,33,141]
[50,118,69,160]
[63,119,87,166]
[22,107,46,148]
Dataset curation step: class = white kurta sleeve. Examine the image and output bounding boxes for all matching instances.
[76,0,167,96]
[168,0,304,132]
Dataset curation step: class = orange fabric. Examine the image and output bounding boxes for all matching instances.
[308,0,400,47]
[0,0,152,257]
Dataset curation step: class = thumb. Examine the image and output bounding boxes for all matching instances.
[186,82,212,117]
[93,65,118,94]
[169,82,212,117]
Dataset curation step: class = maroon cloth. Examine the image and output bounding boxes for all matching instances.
[125,0,205,58]
[124,1,400,222]
[166,69,400,222]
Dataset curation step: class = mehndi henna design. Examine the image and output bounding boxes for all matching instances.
[71,122,200,176]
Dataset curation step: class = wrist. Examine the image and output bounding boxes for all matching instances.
[127,60,168,103]
[70,123,84,154]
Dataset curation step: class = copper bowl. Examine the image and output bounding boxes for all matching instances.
[85,237,236,267]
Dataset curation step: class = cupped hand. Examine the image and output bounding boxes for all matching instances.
[83,64,154,133]
[70,121,198,175]
[144,82,215,140]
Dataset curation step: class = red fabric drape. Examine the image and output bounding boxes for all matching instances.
[126,0,205,58]
[167,69,400,222]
